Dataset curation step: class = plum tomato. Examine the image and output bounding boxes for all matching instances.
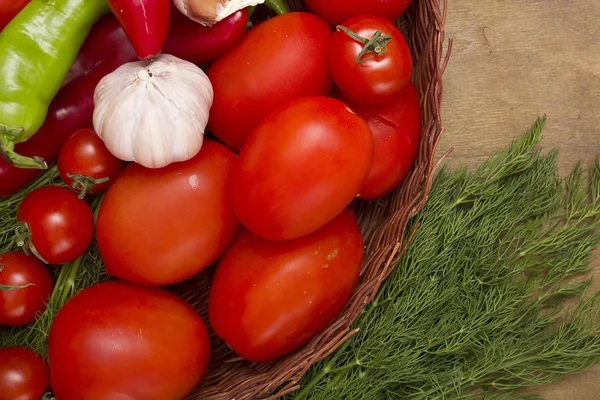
[209,209,364,362]
[305,0,413,26]
[231,96,374,241]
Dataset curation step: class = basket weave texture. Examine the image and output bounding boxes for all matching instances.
[177,1,450,398]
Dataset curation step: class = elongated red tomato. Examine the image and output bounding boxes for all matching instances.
[209,209,364,362]
[0,346,49,400]
[232,96,374,241]
[207,12,333,153]
[97,140,240,286]
[49,280,210,400]
[17,186,95,265]
[305,0,412,26]
[329,15,413,106]
[333,82,422,199]
[0,252,53,326]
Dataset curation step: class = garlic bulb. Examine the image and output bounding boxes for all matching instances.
[173,0,265,26]
[93,54,213,169]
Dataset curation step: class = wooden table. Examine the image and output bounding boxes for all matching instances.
[440,0,600,397]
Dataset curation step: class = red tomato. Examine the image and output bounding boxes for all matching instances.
[58,128,124,197]
[333,82,422,199]
[209,209,364,362]
[96,140,240,286]
[0,346,50,400]
[16,186,95,265]
[305,0,412,26]
[0,0,30,32]
[232,96,373,241]
[0,252,53,326]
[329,15,413,106]
[207,12,333,153]
[48,280,210,400]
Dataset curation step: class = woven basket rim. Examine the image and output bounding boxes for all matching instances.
[178,1,453,398]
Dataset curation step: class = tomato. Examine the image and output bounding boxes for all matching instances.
[0,252,53,326]
[207,12,333,153]
[58,128,124,197]
[209,209,363,362]
[232,96,373,241]
[329,15,413,106]
[305,0,413,26]
[96,140,240,286]
[0,0,30,32]
[333,81,422,199]
[0,346,50,400]
[48,280,210,400]
[16,186,95,265]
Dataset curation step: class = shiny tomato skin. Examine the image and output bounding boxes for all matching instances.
[207,12,333,153]
[48,280,210,400]
[329,15,413,106]
[16,186,95,265]
[333,81,422,199]
[305,0,412,26]
[0,346,50,400]
[232,96,374,241]
[209,209,363,362]
[58,128,124,195]
[96,140,240,286]
[0,252,53,326]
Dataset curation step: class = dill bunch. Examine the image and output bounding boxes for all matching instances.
[291,116,600,400]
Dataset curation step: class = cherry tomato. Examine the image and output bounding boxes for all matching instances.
[207,12,333,153]
[97,140,240,286]
[0,252,53,326]
[0,346,50,400]
[0,0,30,32]
[305,0,413,26]
[333,81,422,199]
[232,96,373,241]
[58,128,124,197]
[209,209,364,362]
[16,186,95,265]
[48,280,210,400]
[329,15,413,106]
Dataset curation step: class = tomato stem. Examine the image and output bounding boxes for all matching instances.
[14,221,49,264]
[336,26,393,65]
[66,173,109,199]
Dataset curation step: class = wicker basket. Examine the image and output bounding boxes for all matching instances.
[176,0,450,398]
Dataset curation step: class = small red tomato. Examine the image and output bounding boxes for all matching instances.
[58,128,124,197]
[329,15,413,106]
[232,96,374,241]
[305,0,413,26]
[333,81,422,199]
[16,186,95,265]
[209,209,364,362]
[49,280,210,400]
[97,140,240,286]
[0,346,50,400]
[0,252,53,326]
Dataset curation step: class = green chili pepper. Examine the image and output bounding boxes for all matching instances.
[264,0,289,15]
[0,0,110,170]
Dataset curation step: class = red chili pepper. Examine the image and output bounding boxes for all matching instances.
[107,0,170,60]
[0,0,30,32]
[0,9,249,197]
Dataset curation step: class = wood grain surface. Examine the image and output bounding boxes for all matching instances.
[439,0,600,398]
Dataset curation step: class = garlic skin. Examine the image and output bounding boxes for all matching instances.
[93,54,213,169]
[173,0,265,26]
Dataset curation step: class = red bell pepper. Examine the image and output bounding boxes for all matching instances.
[107,0,170,60]
[0,8,248,198]
[0,0,30,32]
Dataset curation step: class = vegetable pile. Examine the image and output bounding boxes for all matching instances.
[0,1,424,399]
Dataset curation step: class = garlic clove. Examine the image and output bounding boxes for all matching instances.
[173,0,265,26]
